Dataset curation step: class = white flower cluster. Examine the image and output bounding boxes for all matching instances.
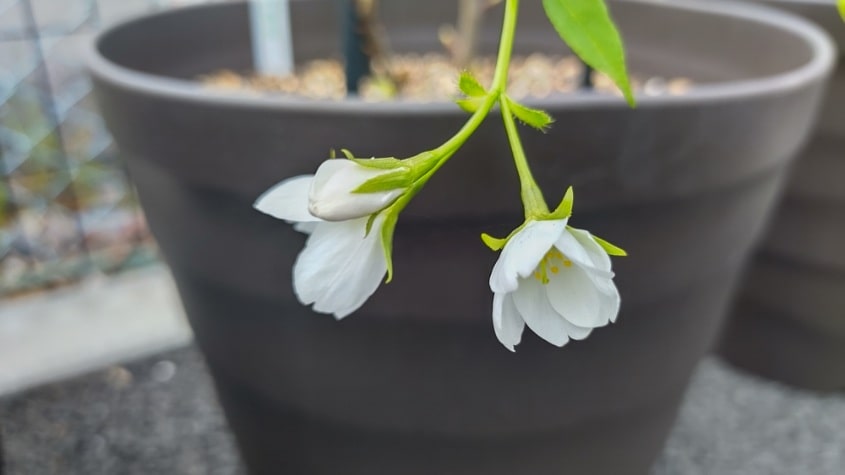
[255,158,621,350]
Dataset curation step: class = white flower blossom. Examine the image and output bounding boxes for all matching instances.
[490,219,620,351]
[308,159,406,221]
[254,174,387,319]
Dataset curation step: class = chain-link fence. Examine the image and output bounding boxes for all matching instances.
[0,0,232,297]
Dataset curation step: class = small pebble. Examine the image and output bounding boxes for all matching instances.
[668,78,694,96]
[151,360,177,383]
[643,77,668,96]
[104,366,132,390]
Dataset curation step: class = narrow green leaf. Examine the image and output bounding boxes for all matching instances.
[481,233,508,251]
[380,213,399,282]
[542,0,635,106]
[456,97,484,113]
[838,0,844,21]
[551,186,574,219]
[459,71,487,97]
[352,168,412,193]
[506,96,554,132]
[351,157,405,169]
[340,148,355,160]
[593,234,627,256]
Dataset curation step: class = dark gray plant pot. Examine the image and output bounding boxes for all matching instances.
[717,0,845,391]
[86,1,833,473]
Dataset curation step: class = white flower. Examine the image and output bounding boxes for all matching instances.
[489,219,620,351]
[308,159,406,221]
[254,174,388,319]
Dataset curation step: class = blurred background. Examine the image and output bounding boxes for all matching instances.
[0,0,220,297]
[0,0,227,397]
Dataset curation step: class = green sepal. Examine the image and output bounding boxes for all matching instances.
[505,96,554,132]
[364,213,378,237]
[481,233,508,251]
[541,0,636,107]
[351,157,406,170]
[550,186,574,219]
[352,167,412,194]
[456,97,485,113]
[458,71,487,97]
[592,234,627,256]
[380,212,399,283]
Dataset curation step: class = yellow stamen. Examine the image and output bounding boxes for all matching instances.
[534,249,574,284]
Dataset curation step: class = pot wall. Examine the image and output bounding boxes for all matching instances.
[87,0,834,473]
[718,0,845,391]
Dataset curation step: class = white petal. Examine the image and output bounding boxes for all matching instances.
[545,264,606,329]
[512,278,592,346]
[493,292,525,351]
[293,216,387,318]
[557,229,620,301]
[567,227,612,272]
[293,222,318,234]
[254,175,320,223]
[489,219,567,294]
[554,230,600,271]
[309,160,404,221]
[597,278,621,324]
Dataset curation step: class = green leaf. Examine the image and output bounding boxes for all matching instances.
[456,97,485,113]
[380,213,399,282]
[541,0,635,107]
[551,186,574,219]
[340,148,355,160]
[592,234,627,256]
[839,0,844,21]
[352,168,412,193]
[506,96,554,132]
[459,71,487,97]
[481,233,508,251]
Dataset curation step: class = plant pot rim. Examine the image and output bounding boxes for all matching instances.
[763,0,838,7]
[86,0,835,114]
[756,0,845,51]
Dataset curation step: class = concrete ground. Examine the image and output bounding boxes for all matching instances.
[0,267,843,474]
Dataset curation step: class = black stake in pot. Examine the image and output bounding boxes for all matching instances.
[343,0,371,95]
[581,61,594,90]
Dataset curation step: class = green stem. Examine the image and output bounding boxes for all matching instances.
[396,0,519,205]
[493,0,547,218]
[400,0,547,219]
[490,0,518,92]
[500,97,548,217]
[432,94,496,159]
[432,0,520,159]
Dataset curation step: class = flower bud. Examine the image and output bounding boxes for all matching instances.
[308,159,407,221]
